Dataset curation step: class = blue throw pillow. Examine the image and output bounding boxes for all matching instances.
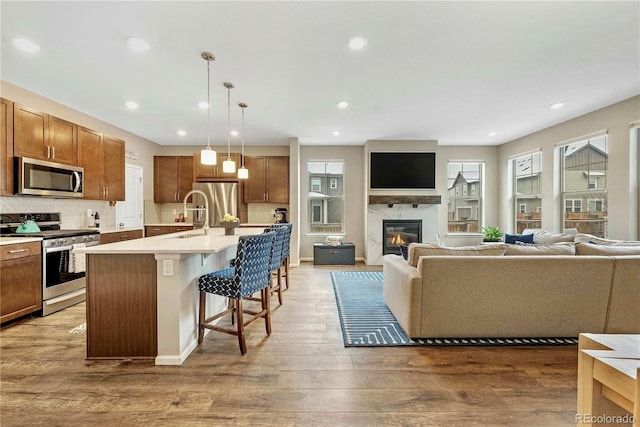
[505,233,535,244]
[399,244,409,260]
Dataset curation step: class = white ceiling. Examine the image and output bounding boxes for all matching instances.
[1,1,638,147]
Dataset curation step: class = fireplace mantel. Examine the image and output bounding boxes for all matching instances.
[368,195,441,206]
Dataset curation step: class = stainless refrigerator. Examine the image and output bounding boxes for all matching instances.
[191,182,239,227]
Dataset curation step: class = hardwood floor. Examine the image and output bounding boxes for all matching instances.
[0,262,579,426]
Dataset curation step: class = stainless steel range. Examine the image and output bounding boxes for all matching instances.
[1,213,100,315]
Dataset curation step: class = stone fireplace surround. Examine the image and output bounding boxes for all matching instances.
[366,195,440,265]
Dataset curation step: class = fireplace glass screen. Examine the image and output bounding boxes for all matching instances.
[382,219,422,255]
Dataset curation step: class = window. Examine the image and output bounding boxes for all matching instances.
[565,199,582,213]
[560,134,608,237]
[310,178,321,192]
[447,162,483,233]
[512,151,542,233]
[307,161,344,234]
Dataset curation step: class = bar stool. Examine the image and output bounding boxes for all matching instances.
[197,231,276,354]
[274,223,293,290]
[264,225,287,305]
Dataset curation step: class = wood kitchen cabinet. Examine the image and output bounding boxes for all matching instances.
[193,152,241,180]
[144,225,193,237]
[1,98,13,195]
[153,156,194,203]
[243,156,289,203]
[99,229,143,244]
[13,103,77,165]
[77,127,125,201]
[0,241,42,323]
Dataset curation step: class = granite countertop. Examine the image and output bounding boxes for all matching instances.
[0,236,43,245]
[76,227,266,255]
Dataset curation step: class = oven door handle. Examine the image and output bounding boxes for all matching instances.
[45,245,73,253]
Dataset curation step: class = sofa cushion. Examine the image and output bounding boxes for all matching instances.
[407,243,506,267]
[531,230,575,244]
[504,233,535,244]
[505,242,575,256]
[575,243,640,256]
[574,233,640,246]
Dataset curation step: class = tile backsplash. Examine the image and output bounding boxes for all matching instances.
[247,203,288,224]
[0,196,114,229]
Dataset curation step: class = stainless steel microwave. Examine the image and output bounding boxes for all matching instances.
[16,157,84,198]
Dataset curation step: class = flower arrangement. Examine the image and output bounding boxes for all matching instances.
[221,214,240,235]
[221,214,239,223]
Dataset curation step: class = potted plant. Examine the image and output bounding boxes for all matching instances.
[481,226,504,242]
[220,214,240,235]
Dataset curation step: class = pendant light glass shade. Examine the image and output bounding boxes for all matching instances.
[200,148,216,165]
[200,52,217,165]
[223,82,236,173]
[237,102,248,179]
[237,166,249,179]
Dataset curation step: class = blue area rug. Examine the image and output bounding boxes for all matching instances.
[330,271,579,347]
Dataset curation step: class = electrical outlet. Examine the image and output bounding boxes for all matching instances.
[162,260,173,276]
[172,209,177,215]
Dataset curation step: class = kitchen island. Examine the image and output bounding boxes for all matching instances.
[77,227,266,365]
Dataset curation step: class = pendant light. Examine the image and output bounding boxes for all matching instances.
[237,102,249,179]
[222,82,236,173]
[200,52,217,165]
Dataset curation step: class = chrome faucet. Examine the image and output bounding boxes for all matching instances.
[183,190,210,235]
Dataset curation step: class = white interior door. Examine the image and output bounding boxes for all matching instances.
[116,163,143,229]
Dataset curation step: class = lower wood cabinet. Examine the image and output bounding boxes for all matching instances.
[99,229,143,245]
[144,225,193,237]
[1,242,42,323]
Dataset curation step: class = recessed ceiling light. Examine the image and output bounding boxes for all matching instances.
[230,130,239,137]
[549,102,565,110]
[332,130,341,136]
[198,101,209,109]
[13,38,40,53]
[126,37,150,52]
[125,101,139,109]
[177,130,187,136]
[348,36,367,50]
[337,101,349,109]
[488,131,497,137]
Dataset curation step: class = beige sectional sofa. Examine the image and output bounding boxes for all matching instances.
[383,240,640,338]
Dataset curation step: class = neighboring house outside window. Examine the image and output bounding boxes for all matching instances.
[447,162,483,233]
[560,134,608,237]
[307,161,345,234]
[512,151,542,233]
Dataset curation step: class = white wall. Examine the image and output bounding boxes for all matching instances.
[498,96,640,239]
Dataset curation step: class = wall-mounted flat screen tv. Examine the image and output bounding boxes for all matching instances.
[369,152,436,189]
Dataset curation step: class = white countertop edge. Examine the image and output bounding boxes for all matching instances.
[76,227,266,255]
[99,227,144,234]
[0,236,44,245]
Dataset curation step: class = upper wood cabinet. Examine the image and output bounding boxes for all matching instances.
[243,156,289,204]
[77,127,125,201]
[13,104,77,165]
[154,156,194,203]
[193,152,241,180]
[1,98,14,195]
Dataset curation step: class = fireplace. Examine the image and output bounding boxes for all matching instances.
[382,219,422,255]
